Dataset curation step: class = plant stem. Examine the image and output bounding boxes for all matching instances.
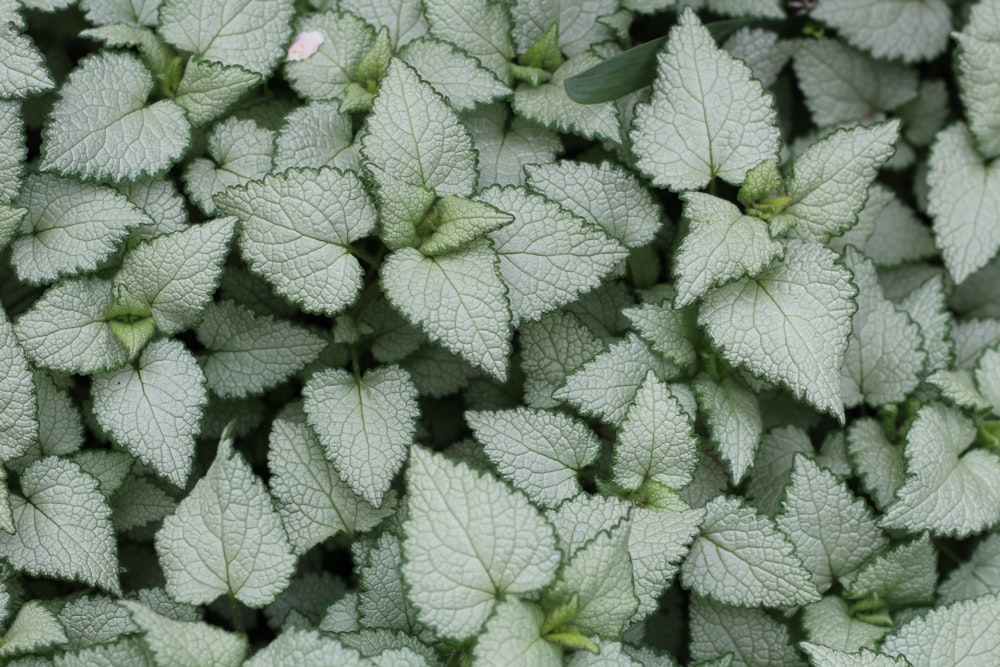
[228,590,246,635]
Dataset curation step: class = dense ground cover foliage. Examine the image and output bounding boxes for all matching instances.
[0,0,999,664]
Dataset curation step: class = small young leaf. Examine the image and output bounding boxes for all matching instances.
[12,173,152,284]
[401,446,560,640]
[41,52,189,183]
[197,301,326,399]
[303,365,419,508]
[511,0,616,57]
[699,240,857,421]
[801,597,888,654]
[480,185,627,325]
[845,533,937,607]
[0,456,120,594]
[214,168,375,317]
[418,195,513,256]
[466,406,600,508]
[268,407,396,553]
[92,338,207,488]
[681,495,820,607]
[881,594,1000,665]
[881,402,1000,537]
[846,417,904,511]
[673,192,784,308]
[159,0,294,75]
[631,8,780,191]
[155,427,296,607]
[381,240,512,380]
[123,602,247,667]
[613,372,698,492]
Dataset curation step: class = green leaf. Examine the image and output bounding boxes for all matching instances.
[846,417,904,512]
[215,168,375,317]
[624,297,697,372]
[245,628,366,666]
[801,597,889,654]
[466,406,600,508]
[897,275,953,374]
[783,121,900,243]
[0,600,68,659]
[71,450,133,497]
[41,52,190,183]
[355,531,419,634]
[303,365,419,508]
[115,217,235,335]
[159,0,293,75]
[862,189,937,267]
[12,174,152,284]
[845,534,936,607]
[928,369,991,412]
[563,34,663,104]
[520,311,604,409]
[0,305,37,462]
[776,456,887,593]
[693,376,763,485]
[554,333,675,425]
[812,0,950,63]
[0,204,25,253]
[401,446,560,640]
[362,59,477,195]
[155,426,296,607]
[182,117,273,215]
[273,101,359,173]
[674,192,784,308]
[631,8,779,191]
[79,23,174,77]
[791,38,917,127]
[197,301,326,399]
[722,27,789,88]
[0,24,53,99]
[881,593,1000,665]
[511,0,616,57]
[58,595,135,651]
[628,505,706,621]
[542,517,638,638]
[341,0,428,49]
[799,643,909,667]
[955,32,1000,160]
[525,161,663,250]
[123,602,247,667]
[512,52,620,143]
[681,495,820,607]
[690,596,804,667]
[840,248,925,408]
[746,425,814,515]
[173,58,263,128]
[882,403,1000,537]
[14,278,127,374]
[479,185,627,325]
[110,474,177,533]
[422,0,515,81]
[463,103,562,188]
[418,195,513,256]
[0,101,24,204]
[700,240,857,421]
[938,532,1000,603]
[613,372,698,492]
[283,11,375,102]
[117,177,189,242]
[473,598,562,667]
[381,240,512,380]
[268,407,396,553]
[92,338,207,488]
[0,456,120,594]
[927,123,1000,284]
[80,0,160,26]
[400,37,510,112]
[976,345,1000,412]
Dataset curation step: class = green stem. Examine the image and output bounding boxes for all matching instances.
[228,590,246,635]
